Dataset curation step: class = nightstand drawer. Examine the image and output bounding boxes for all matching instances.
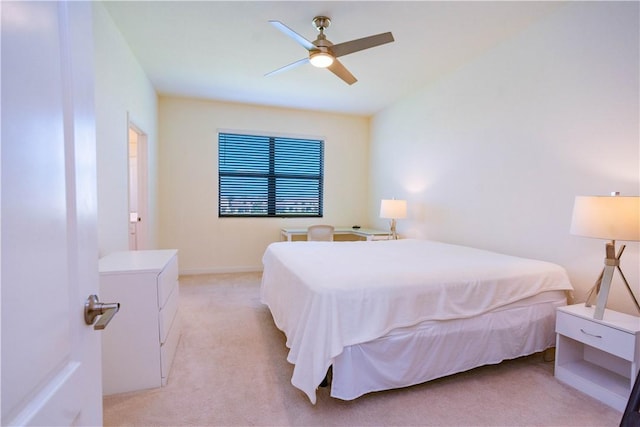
[557,310,635,360]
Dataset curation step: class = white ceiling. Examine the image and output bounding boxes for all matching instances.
[103,1,565,116]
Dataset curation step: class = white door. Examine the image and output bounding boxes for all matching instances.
[128,122,148,251]
[1,1,102,425]
[128,126,140,250]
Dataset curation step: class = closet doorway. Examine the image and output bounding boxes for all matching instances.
[128,120,148,250]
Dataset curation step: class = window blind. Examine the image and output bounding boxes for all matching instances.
[218,132,324,217]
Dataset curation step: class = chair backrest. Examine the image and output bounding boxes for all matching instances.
[307,225,334,242]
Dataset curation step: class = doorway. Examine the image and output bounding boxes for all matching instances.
[128,119,148,250]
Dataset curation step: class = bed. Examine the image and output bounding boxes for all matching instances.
[260,239,573,404]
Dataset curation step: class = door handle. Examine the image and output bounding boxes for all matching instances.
[84,294,120,330]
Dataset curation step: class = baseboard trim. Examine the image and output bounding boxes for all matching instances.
[179,266,263,276]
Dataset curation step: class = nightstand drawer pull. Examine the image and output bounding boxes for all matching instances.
[580,328,602,338]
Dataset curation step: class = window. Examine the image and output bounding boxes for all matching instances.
[218,132,324,217]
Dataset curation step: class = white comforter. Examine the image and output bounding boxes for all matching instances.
[260,239,573,403]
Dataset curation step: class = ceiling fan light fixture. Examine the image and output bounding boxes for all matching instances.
[268,17,394,84]
[309,51,334,68]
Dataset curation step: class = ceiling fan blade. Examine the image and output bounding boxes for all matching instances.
[264,57,309,77]
[331,32,394,58]
[327,59,357,85]
[269,20,316,51]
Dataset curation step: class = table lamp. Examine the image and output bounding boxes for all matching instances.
[380,199,407,240]
[570,192,640,319]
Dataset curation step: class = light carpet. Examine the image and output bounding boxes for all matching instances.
[103,272,622,426]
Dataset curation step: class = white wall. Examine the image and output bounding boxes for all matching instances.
[158,96,370,273]
[369,2,639,314]
[94,3,159,256]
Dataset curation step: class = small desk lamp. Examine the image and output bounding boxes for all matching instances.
[380,199,407,240]
[570,192,640,319]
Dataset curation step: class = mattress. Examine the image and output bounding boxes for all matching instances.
[261,239,574,403]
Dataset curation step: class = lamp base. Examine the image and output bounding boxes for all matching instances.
[388,219,398,240]
[585,242,640,320]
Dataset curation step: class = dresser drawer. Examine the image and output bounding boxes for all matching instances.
[159,285,179,344]
[161,313,181,384]
[157,254,178,308]
[557,310,636,360]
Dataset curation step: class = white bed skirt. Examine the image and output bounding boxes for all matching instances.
[331,290,567,400]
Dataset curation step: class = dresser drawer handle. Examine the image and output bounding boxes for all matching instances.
[580,328,602,338]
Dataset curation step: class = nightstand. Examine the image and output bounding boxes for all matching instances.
[555,303,640,411]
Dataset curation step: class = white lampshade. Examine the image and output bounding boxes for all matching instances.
[309,51,334,68]
[570,195,640,241]
[380,199,407,219]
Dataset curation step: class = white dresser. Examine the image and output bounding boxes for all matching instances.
[99,249,181,395]
[555,303,640,411]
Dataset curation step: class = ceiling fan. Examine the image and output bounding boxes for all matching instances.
[266,16,394,85]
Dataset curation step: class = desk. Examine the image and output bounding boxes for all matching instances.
[281,227,390,242]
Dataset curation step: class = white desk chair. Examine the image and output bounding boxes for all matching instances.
[307,225,334,241]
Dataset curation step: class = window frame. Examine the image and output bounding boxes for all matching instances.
[218,131,325,218]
